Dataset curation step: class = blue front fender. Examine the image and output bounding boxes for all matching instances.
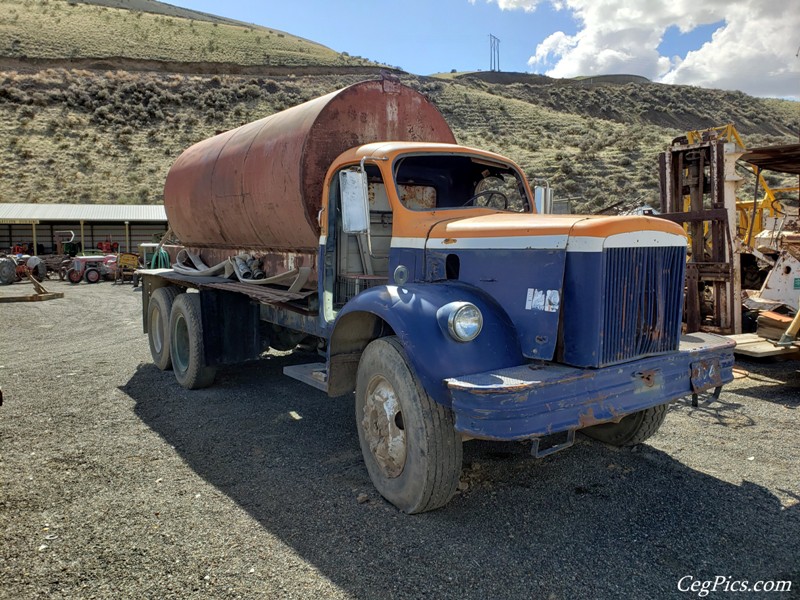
[331,282,525,406]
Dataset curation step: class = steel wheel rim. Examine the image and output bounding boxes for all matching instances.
[362,375,406,478]
[173,313,189,373]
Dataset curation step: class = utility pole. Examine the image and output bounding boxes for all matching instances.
[489,34,500,72]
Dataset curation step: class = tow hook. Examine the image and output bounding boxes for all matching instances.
[531,429,576,458]
[634,370,657,388]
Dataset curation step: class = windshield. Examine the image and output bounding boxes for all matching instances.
[392,154,531,212]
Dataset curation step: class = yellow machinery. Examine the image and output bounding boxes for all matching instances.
[659,124,799,335]
[684,124,798,246]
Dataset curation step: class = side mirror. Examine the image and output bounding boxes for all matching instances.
[339,169,370,234]
[534,185,553,214]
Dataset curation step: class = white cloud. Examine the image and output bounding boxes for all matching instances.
[469,0,546,10]
[479,0,800,98]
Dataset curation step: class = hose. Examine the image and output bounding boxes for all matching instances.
[149,248,170,269]
[171,249,227,277]
[171,249,307,288]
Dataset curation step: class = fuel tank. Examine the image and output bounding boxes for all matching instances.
[164,79,456,252]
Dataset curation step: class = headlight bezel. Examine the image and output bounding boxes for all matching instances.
[442,302,483,342]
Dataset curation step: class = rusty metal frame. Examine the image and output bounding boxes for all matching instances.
[658,138,740,334]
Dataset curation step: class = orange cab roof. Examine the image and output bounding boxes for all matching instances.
[334,142,524,168]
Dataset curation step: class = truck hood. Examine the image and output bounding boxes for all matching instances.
[425,213,686,250]
[415,212,686,363]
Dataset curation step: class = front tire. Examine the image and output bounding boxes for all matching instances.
[355,336,462,513]
[169,293,216,389]
[581,404,668,446]
[67,269,82,284]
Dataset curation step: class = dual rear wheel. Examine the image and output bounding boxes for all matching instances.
[147,286,216,389]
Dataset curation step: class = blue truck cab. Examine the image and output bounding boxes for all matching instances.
[307,142,734,512]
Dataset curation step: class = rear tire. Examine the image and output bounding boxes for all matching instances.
[27,259,46,281]
[169,293,216,389]
[355,336,462,513]
[0,258,15,285]
[148,286,181,370]
[581,404,668,446]
[84,268,101,284]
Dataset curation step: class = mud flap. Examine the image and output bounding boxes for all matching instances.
[200,289,261,366]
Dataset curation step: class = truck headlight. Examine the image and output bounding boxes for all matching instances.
[445,302,483,342]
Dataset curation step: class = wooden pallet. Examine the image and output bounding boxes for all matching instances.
[0,273,64,303]
[727,333,800,358]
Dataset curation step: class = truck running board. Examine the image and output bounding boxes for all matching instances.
[283,363,328,393]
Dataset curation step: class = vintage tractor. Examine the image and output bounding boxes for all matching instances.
[65,254,116,284]
[0,255,47,285]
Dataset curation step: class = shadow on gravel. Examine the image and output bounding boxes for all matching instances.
[121,358,800,599]
[675,396,757,428]
[731,359,800,408]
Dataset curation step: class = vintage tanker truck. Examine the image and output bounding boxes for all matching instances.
[140,78,735,513]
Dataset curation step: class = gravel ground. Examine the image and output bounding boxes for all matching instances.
[1,280,798,599]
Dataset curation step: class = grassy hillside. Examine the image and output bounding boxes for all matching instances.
[0,0,375,67]
[0,69,367,204]
[77,0,259,28]
[0,0,796,214]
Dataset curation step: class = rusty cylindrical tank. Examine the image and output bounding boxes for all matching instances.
[164,79,456,253]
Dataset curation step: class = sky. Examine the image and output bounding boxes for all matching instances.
[167,0,800,99]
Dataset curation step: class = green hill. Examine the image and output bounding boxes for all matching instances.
[0,0,380,67]
[0,0,797,213]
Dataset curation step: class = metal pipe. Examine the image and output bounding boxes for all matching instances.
[247,257,265,280]
[234,256,252,279]
[746,166,761,248]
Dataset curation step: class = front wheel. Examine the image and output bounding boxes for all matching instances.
[169,292,216,390]
[581,404,668,446]
[67,269,83,284]
[355,336,462,514]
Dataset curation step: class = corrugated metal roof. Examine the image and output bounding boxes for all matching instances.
[741,144,800,175]
[0,203,167,223]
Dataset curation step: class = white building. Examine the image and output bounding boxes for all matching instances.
[0,203,168,255]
